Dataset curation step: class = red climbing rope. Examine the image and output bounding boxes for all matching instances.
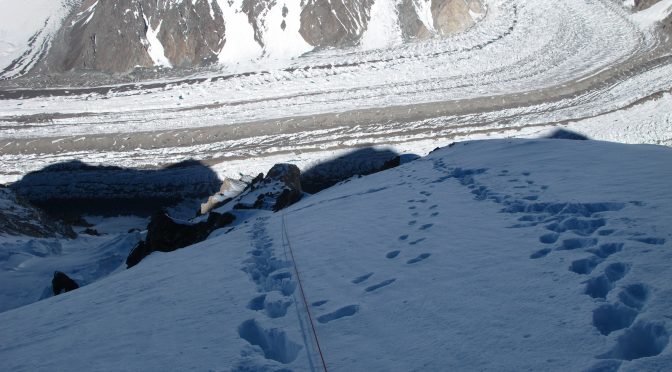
[282,213,329,372]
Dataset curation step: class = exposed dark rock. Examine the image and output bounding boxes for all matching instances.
[52,271,79,295]
[381,156,402,171]
[82,228,100,236]
[126,210,235,268]
[266,164,302,191]
[231,164,303,211]
[300,0,375,48]
[273,188,303,212]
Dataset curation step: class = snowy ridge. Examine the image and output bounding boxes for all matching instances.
[1,138,671,370]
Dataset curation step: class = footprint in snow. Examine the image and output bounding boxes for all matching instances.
[352,272,374,284]
[407,253,431,264]
[312,300,328,307]
[365,279,396,292]
[419,223,433,231]
[317,305,359,324]
[386,250,401,259]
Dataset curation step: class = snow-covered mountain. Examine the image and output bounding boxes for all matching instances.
[1,138,671,370]
[0,0,486,76]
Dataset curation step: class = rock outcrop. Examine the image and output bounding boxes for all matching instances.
[126,163,303,268]
[42,0,226,73]
[431,0,484,36]
[231,164,303,212]
[52,271,79,295]
[24,0,484,75]
[126,210,235,268]
[300,0,375,47]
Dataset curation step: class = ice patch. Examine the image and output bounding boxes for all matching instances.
[360,0,403,50]
[260,0,313,59]
[142,14,172,68]
[217,0,263,64]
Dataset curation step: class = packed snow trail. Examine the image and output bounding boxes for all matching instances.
[1,0,671,182]
[282,213,329,371]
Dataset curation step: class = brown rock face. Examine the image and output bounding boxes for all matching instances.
[299,0,375,48]
[44,0,225,73]
[300,0,483,47]
[151,0,226,67]
[45,0,153,72]
[432,0,482,36]
[36,0,485,74]
[397,0,431,40]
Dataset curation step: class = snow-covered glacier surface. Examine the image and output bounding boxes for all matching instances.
[0,0,671,184]
[1,139,671,371]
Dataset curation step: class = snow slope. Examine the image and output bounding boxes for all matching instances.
[0,0,72,78]
[1,138,671,371]
[0,215,146,313]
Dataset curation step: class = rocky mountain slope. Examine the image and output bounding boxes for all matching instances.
[2,0,486,76]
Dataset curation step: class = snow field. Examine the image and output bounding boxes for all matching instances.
[1,139,671,370]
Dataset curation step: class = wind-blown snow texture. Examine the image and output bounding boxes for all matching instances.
[1,139,671,371]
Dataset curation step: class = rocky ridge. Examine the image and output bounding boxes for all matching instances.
[21,0,485,74]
